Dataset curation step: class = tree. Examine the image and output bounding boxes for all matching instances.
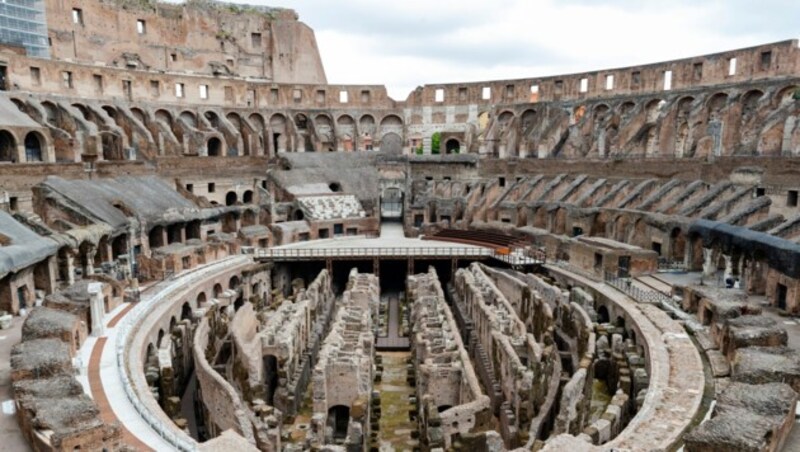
[431,132,441,154]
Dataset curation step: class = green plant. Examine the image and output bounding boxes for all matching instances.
[415,145,423,155]
[431,132,441,154]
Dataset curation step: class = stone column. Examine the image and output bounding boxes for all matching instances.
[65,250,76,286]
[84,246,96,276]
[702,248,716,277]
[87,282,106,337]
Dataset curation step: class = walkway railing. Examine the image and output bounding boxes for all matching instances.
[604,271,676,305]
[114,257,248,452]
[254,246,494,260]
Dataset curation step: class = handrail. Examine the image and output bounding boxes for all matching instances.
[253,246,547,264]
[114,256,249,452]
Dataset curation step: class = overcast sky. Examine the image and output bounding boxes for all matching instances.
[220,0,798,99]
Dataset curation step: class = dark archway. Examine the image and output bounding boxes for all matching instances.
[445,138,460,154]
[243,190,254,204]
[328,405,350,440]
[24,132,43,162]
[225,191,238,206]
[181,302,192,321]
[597,305,610,324]
[0,130,16,162]
[207,137,222,157]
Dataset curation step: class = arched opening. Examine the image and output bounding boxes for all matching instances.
[445,138,460,154]
[229,275,240,290]
[196,292,207,306]
[0,130,16,162]
[263,355,279,405]
[213,284,223,299]
[148,226,165,249]
[437,405,453,413]
[242,190,254,204]
[329,182,342,193]
[186,220,201,240]
[597,305,610,324]
[24,132,43,162]
[293,209,305,221]
[207,137,222,157]
[328,405,351,441]
[225,191,238,206]
[181,302,192,321]
[111,234,128,260]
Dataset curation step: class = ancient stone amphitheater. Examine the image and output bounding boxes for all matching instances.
[0,1,799,451]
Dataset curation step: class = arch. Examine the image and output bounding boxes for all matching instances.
[130,107,147,124]
[328,405,351,440]
[0,130,17,162]
[157,328,166,347]
[294,113,309,129]
[336,114,355,126]
[293,209,305,221]
[497,111,515,124]
[380,114,403,127]
[359,114,375,131]
[742,89,764,111]
[380,132,402,154]
[41,101,59,127]
[148,226,165,249]
[102,105,118,120]
[229,275,240,290]
[706,92,729,118]
[24,132,44,162]
[329,182,342,193]
[243,190,254,204]
[196,292,207,306]
[186,220,201,240]
[205,110,221,128]
[248,113,266,130]
[181,302,192,321]
[179,110,198,128]
[225,191,238,206]
[207,137,222,157]
[154,109,173,126]
[213,284,223,298]
[619,101,637,120]
[597,305,610,324]
[445,138,460,154]
[775,85,799,107]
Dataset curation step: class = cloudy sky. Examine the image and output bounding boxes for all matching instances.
[223,0,798,99]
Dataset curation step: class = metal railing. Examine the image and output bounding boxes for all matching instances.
[657,258,688,272]
[254,246,494,260]
[114,257,247,452]
[604,271,677,305]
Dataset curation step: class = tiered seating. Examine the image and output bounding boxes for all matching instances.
[297,195,366,220]
[423,228,528,249]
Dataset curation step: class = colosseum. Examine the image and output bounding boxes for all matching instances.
[0,1,799,451]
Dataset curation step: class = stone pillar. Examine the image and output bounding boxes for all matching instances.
[15,143,25,163]
[179,225,186,243]
[87,282,106,336]
[723,254,733,282]
[702,248,716,277]
[85,246,96,276]
[65,251,76,286]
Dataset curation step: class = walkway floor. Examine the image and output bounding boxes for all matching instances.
[377,351,418,452]
[0,316,31,452]
[377,293,409,350]
[273,222,484,251]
